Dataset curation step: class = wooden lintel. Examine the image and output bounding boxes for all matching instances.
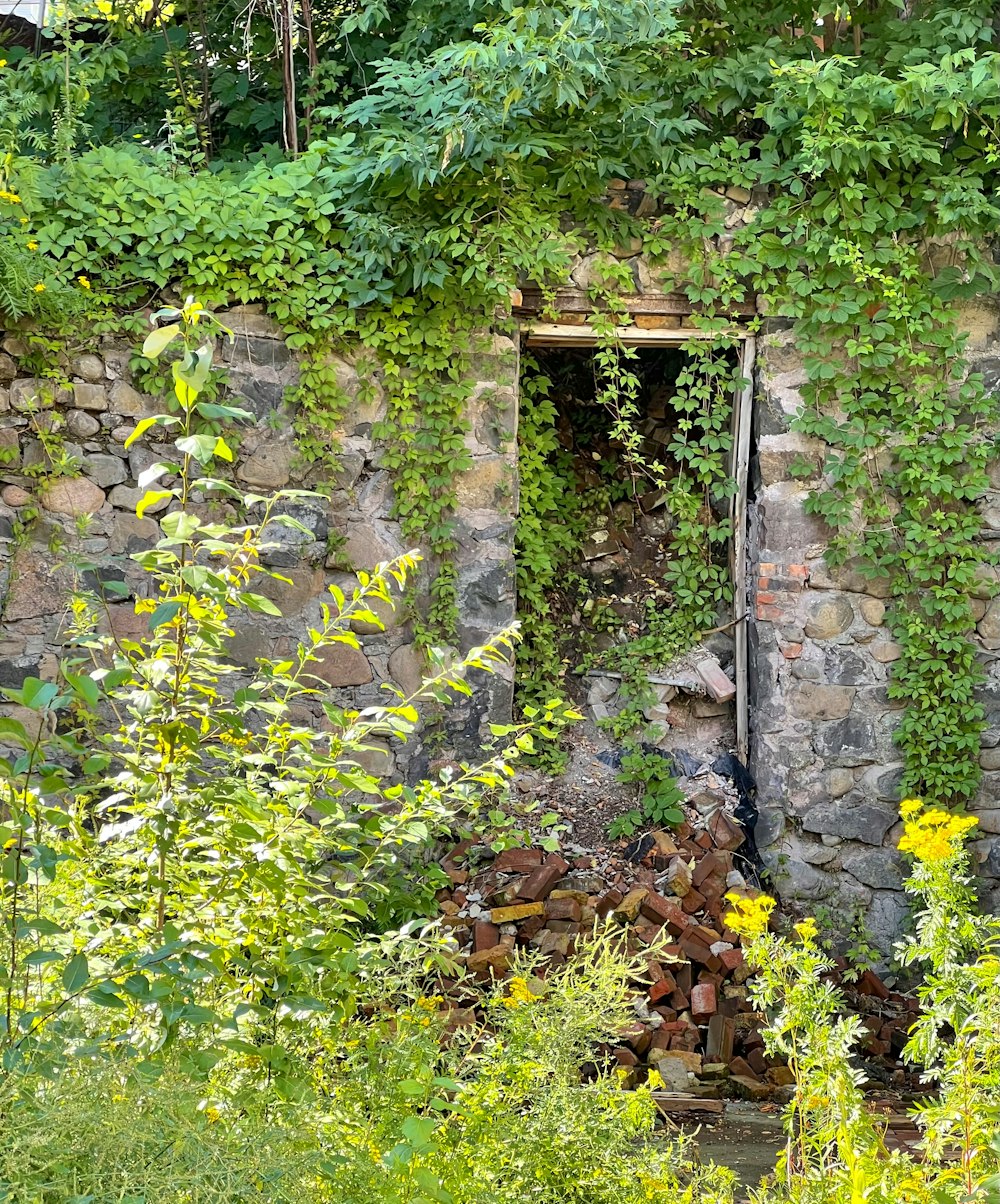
[513,287,756,318]
[524,323,746,346]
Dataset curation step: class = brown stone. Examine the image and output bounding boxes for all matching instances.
[387,642,425,695]
[237,442,291,489]
[870,641,903,663]
[466,945,511,975]
[494,848,544,873]
[1,485,31,507]
[309,643,373,686]
[804,595,855,639]
[544,897,582,922]
[41,477,106,516]
[790,682,856,721]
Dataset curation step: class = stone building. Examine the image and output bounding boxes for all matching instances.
[3,204,1000,946]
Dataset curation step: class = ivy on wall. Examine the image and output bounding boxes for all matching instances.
[3,0,1000,802]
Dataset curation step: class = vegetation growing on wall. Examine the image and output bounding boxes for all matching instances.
[2,0,1000,794]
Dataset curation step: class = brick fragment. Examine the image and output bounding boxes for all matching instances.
[545,897,582,922]
[490,902,545,923]
[640,892,694,934]
[729,1055,759,1081]
[706,1014,735,1063]
[696,657,736,702]
[517,863,564,902]
[494,848,544,873]
[473,921,500,951]
[691,982,718,1023]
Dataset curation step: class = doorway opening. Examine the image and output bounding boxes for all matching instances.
[513,326,753,843]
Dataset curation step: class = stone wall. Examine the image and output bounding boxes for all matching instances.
[748,301,1000,951]
[0,308,519,778]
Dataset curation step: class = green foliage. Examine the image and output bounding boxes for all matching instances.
[0,299,574,1091]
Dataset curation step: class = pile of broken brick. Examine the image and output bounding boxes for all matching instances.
[435,810,925,1116]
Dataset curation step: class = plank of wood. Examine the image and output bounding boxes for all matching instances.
[651,1092,725,1114]
[730,336,755,765]
[514,287,757,317]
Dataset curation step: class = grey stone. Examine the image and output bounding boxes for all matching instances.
[759,480,833,552]
[804,594,855,640]
[823,648,870,686]
[842,847,906,891]
[84,453,128,488]
[108,484,170,514]
[226,369,285,418]
[343,523,406,572]
[0,352,16,382]
[981,747,1000,771]
[827,768,856,798]
[755,432,824,487]
[72,354,105,382]
[865,891,911,954]
[802,799,896,844]
[978,597,1000,646]
[453,456,511,510]
[66,409,101,438]
[72,383,108,412]
[790,682,855,720]
[40,477,106,516]
[10,378,69,412]
[777,859,836,901]
[109,380,157,417]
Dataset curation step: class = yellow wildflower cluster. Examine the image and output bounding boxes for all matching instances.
[0,189,21,204]
[415,994,443,1010]
[898,799,977,863]
[501,975,536,1009]
[794,917,819,946]
[723,891,776,940]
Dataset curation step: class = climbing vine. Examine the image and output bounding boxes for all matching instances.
[2,0,1000,802]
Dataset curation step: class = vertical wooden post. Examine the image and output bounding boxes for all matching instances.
[730,337,755,765]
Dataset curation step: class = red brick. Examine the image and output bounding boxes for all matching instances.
[706,1014,735,1063]
[640,892,694,934]
[781,642,803,659]
[691,982,718,1023]
[788,563,809,579]
[729,1055,759,1081]
[596,888,624,917]
[747,1047,768,1076]
[693,851,731,888]
[494,848,544,873]
[544,852,571,875]
[680,887,708,914]
[517,864,564,902]
[473,921,500,952]
[614,1047,639,1067]
[718,948,744,974]
[545,897,582,922]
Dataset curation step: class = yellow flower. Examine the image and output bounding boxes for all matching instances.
[0,189,21,204]
[26,240,38,251]
[900,797,923,819]
[0,60,6,69]
[898,806,978,864]
[794,917,819,945]
[501,975,537,1009]
[646,1067,664,1090]
[204,1105,221,1123]
[33,283,45,293]
[19,216,28,224]
[724,891,776,940]
[78,275,91,289]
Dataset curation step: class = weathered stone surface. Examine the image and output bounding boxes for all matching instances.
[108,484,170,514]
[865,891,911,954]
[755,432,824,487]
[822,648,870,686]
[777,859,836,900]
[84,453,128,488]
[72,383,108,412]
[454,456,511,510]
[978,597,1000,646]
[109,380,157,417]
[807,557,892,598]
[843,848,906,891]
[10,378,68,412]
[803,595,854,640]
[980,746,1000,771]
[790,683,856,720]
[4,549,76,620]
[66,409,101,438]
[236,441,291,489]
[802,800,896,845]
[41,477,106,516]
[870,641,902,663]
[759,481,833,552]
[827,768,856,798]
[342,523,407,572]
[388,643,425,696]
[72,354,105,382]
[1,485,31,507]
[0,352,16,382]
[110,513,160,554]
[310,643,373,686]
[859,598,886,626]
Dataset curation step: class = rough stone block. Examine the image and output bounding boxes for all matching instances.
[72,383,108,412]
[801,799,896,844]
[310,643,373,686]
[790,682,856,720]
[41,477,106,516]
